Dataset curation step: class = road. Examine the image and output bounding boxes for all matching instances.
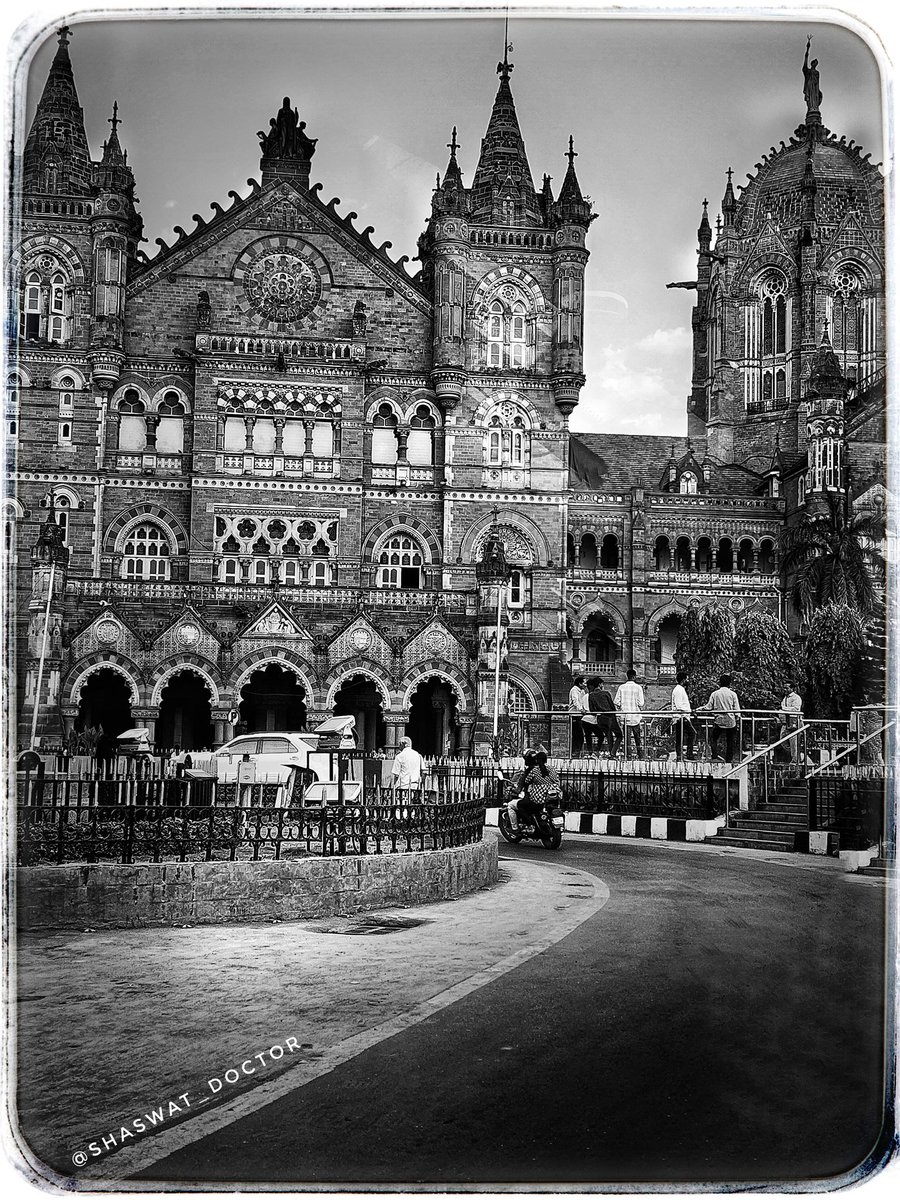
[129,836,892,1189]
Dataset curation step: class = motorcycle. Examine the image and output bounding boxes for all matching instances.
[498,800,564,850]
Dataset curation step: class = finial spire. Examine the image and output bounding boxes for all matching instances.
[566,135,577,168]
[108,100,120,136]
[498,10,514,81]
[447,126,459,160]
[58,26,71,48]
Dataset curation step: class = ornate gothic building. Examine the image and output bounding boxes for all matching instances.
[6,30,886,755]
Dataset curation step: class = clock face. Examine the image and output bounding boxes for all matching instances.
[96,619,120,645]
[178,623,200,647]
[350,628,371,652]
[424,629,448,655]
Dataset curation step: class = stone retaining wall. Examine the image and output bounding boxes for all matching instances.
[16,838,498,930]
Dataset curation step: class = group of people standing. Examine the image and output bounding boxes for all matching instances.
[569,673,804,764]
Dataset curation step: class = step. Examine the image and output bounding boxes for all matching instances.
[857,866,892,878]
[713,835,798,852]
[715,826,798,846]
[735,815,807,829]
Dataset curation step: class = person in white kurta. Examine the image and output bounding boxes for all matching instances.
[391,737,424,790]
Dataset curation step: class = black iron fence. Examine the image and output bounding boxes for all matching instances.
[17,795,486,865]
[496,759,723,820]
[808,775,888,851]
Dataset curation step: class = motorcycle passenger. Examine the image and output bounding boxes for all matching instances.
[505,747,537,830]
[519,747,561,829]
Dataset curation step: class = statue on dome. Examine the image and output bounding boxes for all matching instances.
[803,37,822,115]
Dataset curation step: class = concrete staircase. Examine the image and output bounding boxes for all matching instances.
[856,856,893,879]
[710,779,808,853]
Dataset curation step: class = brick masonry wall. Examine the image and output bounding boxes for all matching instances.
[16,837,499,930]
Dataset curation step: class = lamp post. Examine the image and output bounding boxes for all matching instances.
[476,519,510,759]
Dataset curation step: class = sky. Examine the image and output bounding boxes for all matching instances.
[8,2,890,438]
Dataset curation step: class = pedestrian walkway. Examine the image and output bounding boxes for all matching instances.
[13,851,607,1184]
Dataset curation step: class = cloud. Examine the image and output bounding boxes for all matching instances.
[572,327,692,436]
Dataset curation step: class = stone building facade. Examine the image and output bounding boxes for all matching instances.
[6,30,887,756]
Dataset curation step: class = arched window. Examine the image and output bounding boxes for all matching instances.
[483,287,533,368]
[759,539,776,574]
[20,271,42,340]
[737,539,755,573]
[407,405,437,466]
[377,533,424,589]
[655,614,683,668]
[695,537,713,572]
[252,559,269,585]
[566,533,576,568]
[748,271,790,412]
[220,559,240,584]
[156,392,186,454]
[117,390,146,451]
[252,417,276,454]
[583,614,617,664]
[121,523,171,580]
[600,535,619,569]
[653,536,671,571]
[679,471,698,495]
[579,533,598,571]
[54,494,72,544]
[507,681,534,715]
[372,403,399,465]
[312,421,334,458]
[830,263,877,384]
[674,536,692,572]
[483,400,529,468]
[716,538,734,573]
[310,560,331,587]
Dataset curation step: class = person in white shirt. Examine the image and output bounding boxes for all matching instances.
[568,675,588,757]
[614,669,645,758]
[704,675,741,762]
[779,686,803,762]
[671,673,695,761]
[391,737,424,790]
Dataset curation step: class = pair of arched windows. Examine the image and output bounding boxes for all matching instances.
[372,403,437,467]
[482,283,535,369]
[116,389,187,454]
[484,400,529,469]
[20,268,68,342]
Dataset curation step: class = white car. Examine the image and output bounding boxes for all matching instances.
[212,732,317,783]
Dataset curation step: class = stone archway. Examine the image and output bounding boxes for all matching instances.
[406,677,460,757]
[76,668,133,738]
[157,670,214,751]
[333,674,386,753]
[239,663,307,733]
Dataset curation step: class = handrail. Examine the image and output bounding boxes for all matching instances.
[723,724,809,779]
[805,720,895,780]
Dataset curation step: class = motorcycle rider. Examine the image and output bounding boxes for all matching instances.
[505,747,537,830]
[519,746,561,829]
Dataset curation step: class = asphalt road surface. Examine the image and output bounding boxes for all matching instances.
[132,835,892,1190]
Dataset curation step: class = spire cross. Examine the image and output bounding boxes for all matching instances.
[726,167,733,184]
[702,197,708,212]
[57,26,71,47]
[447,126,459,159]
[108,101,120,136]
[566,135,577,167]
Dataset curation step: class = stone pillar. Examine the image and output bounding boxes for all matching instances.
[384,714,406,752]
[132,707,158,748]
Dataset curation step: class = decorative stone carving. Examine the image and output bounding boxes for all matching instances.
[244,250,321,324]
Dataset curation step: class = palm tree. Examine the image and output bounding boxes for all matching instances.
[779,490,886,620]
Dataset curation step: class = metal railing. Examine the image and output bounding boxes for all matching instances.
[17,793,486,865]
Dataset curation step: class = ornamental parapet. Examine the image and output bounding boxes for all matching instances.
[647,570,780,587]
[648,495,784,512]
[67,578,476,612]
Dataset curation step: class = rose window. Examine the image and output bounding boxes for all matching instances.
[244,251,321,323]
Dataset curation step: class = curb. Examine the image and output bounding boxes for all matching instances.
[485,807,725,843]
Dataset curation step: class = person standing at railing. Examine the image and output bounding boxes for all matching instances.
[615,669,645,759]
[568,675,588,758]
[671,673,696,761]
[704,675,741,763]
[391,736,424,795]
[779,685,803,763]
[589,676,621,758]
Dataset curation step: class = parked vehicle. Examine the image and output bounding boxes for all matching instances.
[212,716,359,788]
[498,801,564,850]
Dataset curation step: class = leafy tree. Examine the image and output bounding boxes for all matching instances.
[731,607,800,710]
[803,602,867,716]
[779,491,885,619]
[674,603,734,703]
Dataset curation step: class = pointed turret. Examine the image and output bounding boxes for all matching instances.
[431,127,468,218]
[551,136,593,228]
[22,27,93,195]
[721,166,736,229]
[93,101,136,199]
[469,49,542,225]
